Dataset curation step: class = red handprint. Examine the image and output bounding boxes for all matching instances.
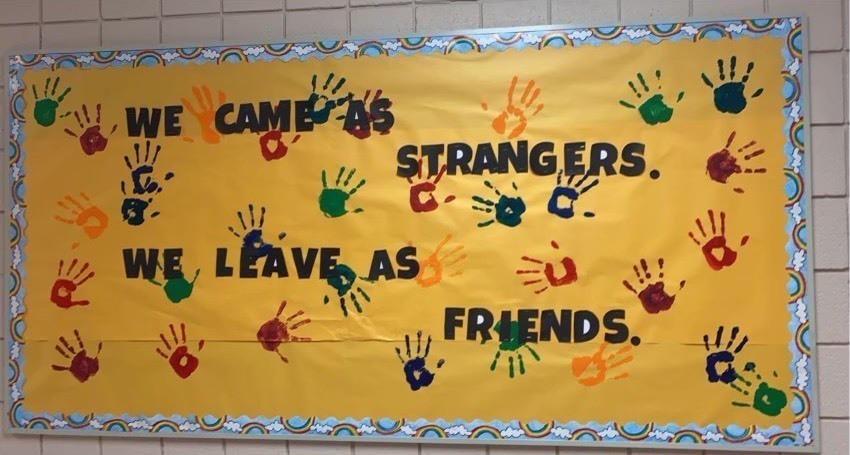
[50,258,95,309]
[256,300,312,363]
[156,323,204,379]
[516,241,578,294]
[52,329,102,383]
[258,131,300,161]
[407,160,455,213]
[63,104,117,155]
[689,210,749,270]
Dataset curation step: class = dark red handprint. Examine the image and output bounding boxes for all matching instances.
[52,329,102,383]
[337,89,393,139]
[256,300,312,363]
[156,323,204,379]
[50,258,95,309]
[63,104,117,155]
[706,131,766,193]
[407,160,455,213]
[258,130,300,161]
[688,210,749,270]
[516,241,578,294]
[622,258,685,314]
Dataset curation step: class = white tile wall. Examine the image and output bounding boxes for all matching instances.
[1,1,847,455]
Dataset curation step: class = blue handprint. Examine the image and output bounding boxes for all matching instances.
[227,205,284,259]
[395,331,444,391]
[703,325,749,384]
[701,57,763,114]
[547,170,600,219]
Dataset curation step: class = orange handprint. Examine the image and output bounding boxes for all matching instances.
[54,193,108,248]
[571,343,633,386]
[416,235,467,288]
[482,76,544,140]
[181,85,225,144]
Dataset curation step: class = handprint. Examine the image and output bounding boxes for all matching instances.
[227,204,285,260]
[32,77,71,126]
[319,167,366,218]
[571,343,633,386]
[120,142,175,226]
[706,131,766,193]
[688,210,749,270]
[337,89,393,139]
[323,263,372,317]
[307,73,350,124]
[395,331,445,391]
[63,104,117,155]
[257,300,312,363]
[547,170,599,219]
[482,76,543,139]
[416,234,466,288]
[517,241,577,294]
[50,259,95,309]
[472,180,525,228]
[52,329,101,383]
[701,57,763,114]
[703,325,749,384]
[730,363,788,417]
[618,70,684,125]
[156,322,204,379]
[485,320,540,379]
[407,161,455,213]
[148,262,199,304]
[181,85,226,144]
[622,258,685,314]
[258,130,300,161]
[54,193,108,247]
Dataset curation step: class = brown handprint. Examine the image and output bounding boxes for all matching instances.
[181,85,226,144]
[482,76,544,139]
[54,193,108,248]
[52,329,102,383]
[156,322,204,379]
[63,104,117,155]
[571,343,633,386]
[622,258,685,314]
[50,259,95,309]
[688,210,749,271]
[256,300,312,363]
[408,160,455,213]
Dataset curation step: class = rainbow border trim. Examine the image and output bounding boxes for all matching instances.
[6,17,815,449]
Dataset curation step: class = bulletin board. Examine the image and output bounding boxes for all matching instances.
[5,15,819,451]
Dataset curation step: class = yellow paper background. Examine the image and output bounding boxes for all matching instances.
[20,35,792,428]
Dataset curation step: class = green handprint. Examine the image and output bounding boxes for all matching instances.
[32,77,72,127]
[730,363,788,417]
[148,262,200,304]
[619,70,683,126]
[319,167,366,218]
[483,320,540,378]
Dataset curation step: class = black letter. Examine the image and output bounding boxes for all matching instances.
[122,248,159,279]
[563,142,586,176]
[603,309,629,343]
[573,310,600,342]
[517,309,539,343]
[396,145,419,178]
[294,100,315,132]
[261,247,289,277]
[530,141,556,175]
[319,248,340,279]
[215,248,233,277]
[370,97,394,133]
[368,249,396,281]
[125,108,161,138]
[293,248,319,279]
[540,309,571,342]
[162,248,183,279]
[163,105,182,136]
[445,307,465,340]
[215,103,237,134]
[468,308,493,342]
[447,142,473,175]
[589,142,618,176]
[396,246,419,279]
[620,142,646,177]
